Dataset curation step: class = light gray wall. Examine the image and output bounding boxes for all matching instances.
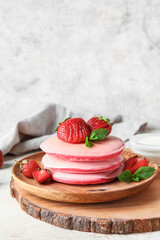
[0,0,160,135]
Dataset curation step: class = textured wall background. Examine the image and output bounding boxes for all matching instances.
[0,0,160,136]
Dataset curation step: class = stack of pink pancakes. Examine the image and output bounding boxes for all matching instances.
[40,135,125,185]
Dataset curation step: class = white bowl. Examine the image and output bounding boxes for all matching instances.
[130,133,160,165]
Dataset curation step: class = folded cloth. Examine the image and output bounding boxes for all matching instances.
[0,104,73,155]
[0,103,158,156]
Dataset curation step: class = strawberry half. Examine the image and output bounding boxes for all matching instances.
[124,156,148,174]
[0,150,4,168]
[18,159,40,178]
[33,169,51,183]
[87,116,112,135]
[57,118,90,143]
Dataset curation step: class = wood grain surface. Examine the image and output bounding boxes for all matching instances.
[11,150,158,203]
[10,169,160,234]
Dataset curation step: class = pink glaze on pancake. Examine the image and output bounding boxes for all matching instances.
[50,162,124,185]
[40,135,124,161]
[42,154,124,173]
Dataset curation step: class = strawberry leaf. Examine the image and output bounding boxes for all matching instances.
[85,137,94,148]
[15,159,28,171]
[54,117,71,132]
[21,160,28,164]
[132,167,155,182]
[97,116,103,120]
[104,118,110,123]
[118,170,132,182]
[97,116,113,125]
[90,129,108,141]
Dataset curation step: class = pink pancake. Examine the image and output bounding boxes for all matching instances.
[42,154,124,173]
[50,162,124,185]
[40,135,124,161]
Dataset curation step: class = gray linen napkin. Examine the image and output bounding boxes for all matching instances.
[0,103,157,156]
[0,104,73,155]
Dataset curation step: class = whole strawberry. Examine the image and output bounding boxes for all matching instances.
[57,118,90,143]
[0,150,4,168]
[18,159,40,178]
[87,116,113,135]
[124,156,148,174]
[33,169,51,183]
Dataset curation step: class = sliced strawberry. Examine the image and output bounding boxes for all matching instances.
[18,159,40,178]
[87,116,112,135]
[57,118,90,143]
[33,169,51,183]
[0,150,4,168]
[124,156,148,174]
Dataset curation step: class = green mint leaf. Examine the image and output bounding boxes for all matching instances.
[89,129,108,141]
[85,137,94,148]
[132,175,139,182]
[118,170,132,182]
[54,117,71,132]
[132,167,155,182]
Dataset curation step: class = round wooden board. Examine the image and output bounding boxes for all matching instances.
[10,170,160,234]
[11,150,158,203]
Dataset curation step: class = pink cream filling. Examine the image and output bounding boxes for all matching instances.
[42,154,124,173]
[50,162,124,185]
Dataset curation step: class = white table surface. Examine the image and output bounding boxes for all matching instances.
[1,151,160,240]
